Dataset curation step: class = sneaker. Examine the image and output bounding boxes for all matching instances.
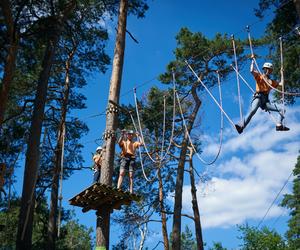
[276,124,290,131]
[235,124,244,134]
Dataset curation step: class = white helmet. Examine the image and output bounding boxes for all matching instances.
[96,146,102,152]
[262,62,273,70]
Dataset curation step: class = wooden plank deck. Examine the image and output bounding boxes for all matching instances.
[69,183,142,213]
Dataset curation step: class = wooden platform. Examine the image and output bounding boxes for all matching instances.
[69,183,142,213]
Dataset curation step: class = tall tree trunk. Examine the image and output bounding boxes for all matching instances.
[97,0,128,248]
[16,34,60,250]
[172,84,201,250]
[0,0,19,127]
[47,48,74,250]
[294,0,300,19]
[188,149,204,250]
[158,168,169,250]
[16,3,75,248]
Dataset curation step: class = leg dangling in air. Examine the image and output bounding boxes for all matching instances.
[265,102,290,131]
[235,96,261,134]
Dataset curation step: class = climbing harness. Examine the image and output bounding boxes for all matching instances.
[247,26,300,97]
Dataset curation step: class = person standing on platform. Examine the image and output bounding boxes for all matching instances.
[117,130,143,193]
[92,146,103,183]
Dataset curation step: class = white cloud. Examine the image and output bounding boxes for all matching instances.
[180,105,300,229]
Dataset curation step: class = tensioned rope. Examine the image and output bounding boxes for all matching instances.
[231,35,244,124]
[159,71,177,162]
[133,89,159,163]
[279,36,286,126]
[133,72,177,164]
[247,27,300,97]
[231,62,279,126]
[129,112,159,182]
[175,71,224,165]
[231,65,255,93]
[185,60,236,129]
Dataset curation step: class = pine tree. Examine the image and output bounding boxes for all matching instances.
[281,155,300,249]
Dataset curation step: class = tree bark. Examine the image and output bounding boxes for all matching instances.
[158,168,169,250]
[188,150,204,250]
[0,0,19,127]
[97,0,128,248]
[16,33,60,250]
[171,84,201,250]
[294,0,300,19]
[16,2,75,248]
[47,48,75,250]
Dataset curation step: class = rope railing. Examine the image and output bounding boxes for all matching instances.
[185,60,237,129]
[232,35,244,124]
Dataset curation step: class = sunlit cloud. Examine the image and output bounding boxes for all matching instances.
[180,105,300,229]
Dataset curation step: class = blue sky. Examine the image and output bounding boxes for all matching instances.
[12,0,300,249]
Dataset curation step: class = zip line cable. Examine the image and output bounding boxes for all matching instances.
[257,171,293,228]
[232,35,244,124]
[175,71,224,165]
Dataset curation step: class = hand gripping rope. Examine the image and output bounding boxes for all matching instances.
[175,71,224,165]
[247,26,300,97]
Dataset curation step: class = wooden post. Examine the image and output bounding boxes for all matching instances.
[96,0,128,248]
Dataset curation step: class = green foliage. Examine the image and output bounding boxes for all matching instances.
[209,242,228,250]
[255,0,300,104]
[160,27,246,93]
[113,86,177,247]
[181,225,198,250]
[170,225,197,250]
[281,154,300,250]
[238,224,287,250]
[56,219,93,250]
[0,198,93,249]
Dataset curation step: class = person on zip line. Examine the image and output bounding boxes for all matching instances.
[235,56,290,134]
[117,129,143,194]
[92,146,104,183]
